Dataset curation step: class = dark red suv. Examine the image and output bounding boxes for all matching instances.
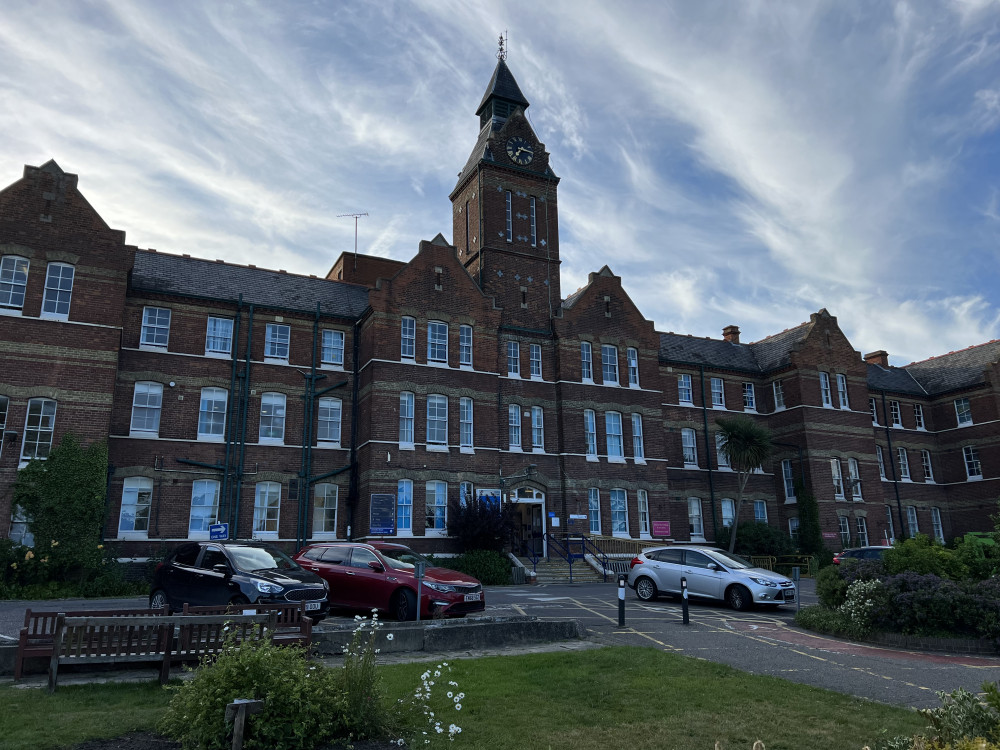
[293,542,485,621]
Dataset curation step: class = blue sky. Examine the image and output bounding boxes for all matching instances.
[3,0,1000,365]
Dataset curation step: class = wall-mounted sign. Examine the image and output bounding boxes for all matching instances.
[569,514,587,520]
[476,488,501,505]
[369,494,396,535]
[652,521,671,537]
[209,523,229,541]
[822,532,838,539]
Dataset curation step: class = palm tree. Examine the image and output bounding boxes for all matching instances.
[717,415,774,554]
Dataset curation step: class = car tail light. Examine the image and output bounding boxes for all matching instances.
[629,556,643,569]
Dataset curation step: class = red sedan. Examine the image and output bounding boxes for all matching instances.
[293,541,485,621]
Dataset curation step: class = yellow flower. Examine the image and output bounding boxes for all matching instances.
[50,540,59,547]
[97,544,103,550]
[10,562,16,569]
[41,557,49,563]
[24,550,34,561]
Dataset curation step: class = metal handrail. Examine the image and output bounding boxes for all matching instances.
[545,533,579,583]
[577,536,611,582]
[588,535,664,557]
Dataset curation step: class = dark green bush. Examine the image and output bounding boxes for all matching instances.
[794,605,853,635]
[447,497,517,552]
[871,573,965,637]
[954,534,1000,581]
[439,549,511,585]
[884,535,968,580]
[815,564,848,608]
[715,521,796,557]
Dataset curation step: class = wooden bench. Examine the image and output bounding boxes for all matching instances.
[181,602,313,647]
[15,606,168,681]
[46,612,275,692]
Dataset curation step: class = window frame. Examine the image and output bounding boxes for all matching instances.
[580,341,593,382]
[782,459,795,501]
[531,406,544,452]
[637,489,650,537]
[264,323,290,362]
[913,404,925,430]
[253,481,281,536]
[0,255,29,312]
[189,479,220,538]
[789,517,800,543]
[21,397,57,462]
[921,449,934,483]
[584,409,597,460]
[626,347,640,388]
[41,262,74,320]
[743,383,756,412]
[425,480,447,534]
[836,373,849,410]
[507,341,520,377]
[140,306,171,349]
[530,196,537,247]
[689,498,705,539]
[848,457,863,500]
[321,329,345,368]
[317,396,343,446]
[964,445,982,480]
[715,433,730,471]
[838,516,851,547]
[258,392,286,444]
[710,377,725,409]
[427,321,448,364]
[529,343,542,380]
[130,381,163,437]
[198,387,227,442]
[605,411,624,462]
[856,517,869,547]
[401,317,416,360]
[426,394,448,448]
[819,372,833,407]
[631,413,645,463]
[118,477,153,537]
[897,447,910,480]
[459,325,473,369]
[754,499,768,524]
[459,397,474,452]
[679,374,693,404]
[890,400,902,427]
[876,445,886,479]
[870,397,879,425]
[508,404,521,450]
[398,392,415,448]
[681,427,698,467]
[0,395,7,460]
[831,458,845,499]
[397,479,413,536]
[601,345,619,385]
[205,316,234,357]
[588,488,601,534]
[721,498,735,528]
[906,505,919,537]
[931,507,945,544]
[610,488,629,537]
[773,380,785,411]
[505,190,512,243]
[955,398,972,426]
[312,483,339,537]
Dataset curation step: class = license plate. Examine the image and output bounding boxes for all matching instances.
[464,593,481,602]
[305,601,321,611]
[783,590,795,600]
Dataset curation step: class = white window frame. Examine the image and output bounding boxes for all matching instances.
[427,321,448,364]
[259,392,286,444]
[460,397,474,452]
[964,445,982,480]
[710,378,725,409]
[601,345,619,385]
[198,387,227,442]
[637,489,650,537]
[743,383,756,412]
[529,344,542,380]
[721,498,735,528]
[885,505,896,543]
[505,190,512,243]
[312,483,338,537]
[140,306,171,349]
[21,397,57,462]
[399,392,415,448]
[41,262,74,320]
[508,404,521,451]
[317,397,342,446]
[264,323,290,362]
[584,409,597,461]
[831,459,845,499]
[206,317,234,357]
[0,395,7,461]
[605,411,624,462]
[610,488,629,537]
[838,516,851,547]
[130,381,163,437]
[588,488,601,534]
[789,517,800,543]
[119,477,153,537]
[848,457,863,500]
[627,348,640,388]
[425,480,447,534]
[773,380,785,411]
[681,428,698,467]
[754,500,768,523]
[955,398,972,426]
[189,479,220,538]
[890,400,902,427]
[531,406,544,452]
[876,445,886,479]
[397,479,413,536]
[459,325,473,369]
[921,449,934,483]
[836,373,849,410]
[906,505,919,537]
[0,255,29,312]
[253,482,281,536]
[507,341,520,377]
[10,504,33,547]
[679,374,693,404]
[782,460,796,501]
[870,397,879,425]
[913,404,925,430]
[715,433,730,471]
[459,482,474,506]
[632,414,645,463]
[819,372,833,407]
[401,317,416,360]
[856,517,869,547]
[321,329,345,368]
[688,498,705,540]
[897,448,910,480]
[931,507,945,544]
[426,394,448,448]
[580,342,593,382]
[530,196,537,247]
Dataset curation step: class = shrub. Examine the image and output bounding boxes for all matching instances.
[954,534,1000,581]
[794,604,853,636]
[872,573,967,637]
[885,535,968,581]
[159,635,348,750]
[443,549,511,586]
[715,521,795,557]
[839,578,886,638]
[840,557,887,585]
[447,496,517,552]
[815,564,848,608]
[871,681,1000,749]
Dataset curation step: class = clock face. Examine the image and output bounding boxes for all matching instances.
[506,136,534,166]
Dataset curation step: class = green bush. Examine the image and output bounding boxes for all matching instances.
[954,533,1000,581]
[715,521,796,557]
[447,497,516,552]
[437,549,511,586]
[159,636,349,750]
[884,535,968,580]
[794,604,853,636]
[874,681,1000,749]
[815,564,848,608]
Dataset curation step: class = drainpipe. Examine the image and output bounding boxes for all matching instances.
[698,365,718,539]
[221,296,242,527]
[347,316,362,540]
[879,391,907,540]
[234,305,255,538]
[298,303,321,548]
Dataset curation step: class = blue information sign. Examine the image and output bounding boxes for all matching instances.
[369,494,396,535]
[209,523,229,541]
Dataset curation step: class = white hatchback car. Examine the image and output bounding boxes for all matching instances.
[627,545,796,611]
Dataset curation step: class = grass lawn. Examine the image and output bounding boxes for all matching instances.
[0,646,926,750]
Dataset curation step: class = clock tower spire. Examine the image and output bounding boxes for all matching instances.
[451,49,561,327]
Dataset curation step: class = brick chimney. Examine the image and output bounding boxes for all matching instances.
[722,325,740,344]
[864,350,889,367]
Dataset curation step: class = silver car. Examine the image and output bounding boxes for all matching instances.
[627,545,796,611]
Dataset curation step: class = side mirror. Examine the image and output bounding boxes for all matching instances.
[707,562,719,571]
[368,560,385,572]
[212,563,230,576]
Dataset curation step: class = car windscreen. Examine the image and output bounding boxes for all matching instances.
[379,547,430,571]
[228,545,300,573]
[704,549,754,569]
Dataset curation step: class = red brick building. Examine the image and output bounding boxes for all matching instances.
[1,58,997,557]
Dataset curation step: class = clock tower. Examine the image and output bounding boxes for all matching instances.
[450,51,561,329]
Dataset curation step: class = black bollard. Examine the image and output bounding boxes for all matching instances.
[681,576,689,625]
[617,574,626,627]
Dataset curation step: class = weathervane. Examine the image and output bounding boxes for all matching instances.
[497,32,507,61]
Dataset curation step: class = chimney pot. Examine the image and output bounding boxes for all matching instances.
[864,350,889,367]
[722,325,741,344]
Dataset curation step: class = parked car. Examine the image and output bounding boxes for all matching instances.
[627,545,796,611]
[149,541,329,617]
[832,545,892,564]
[294,541,485,621]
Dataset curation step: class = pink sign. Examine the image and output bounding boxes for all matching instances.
[822,532,838,539]
[652,521,671,537]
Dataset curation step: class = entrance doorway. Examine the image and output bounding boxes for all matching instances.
[511,487,546,557]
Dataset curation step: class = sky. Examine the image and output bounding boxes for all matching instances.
[3,0,1000,366]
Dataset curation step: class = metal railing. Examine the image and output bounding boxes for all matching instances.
[776,555,818,578]
[750,555,777,571]
[587,535,663,557]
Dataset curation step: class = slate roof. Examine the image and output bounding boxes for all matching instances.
[455,121,496,192]
[475,59,530,117]
[748,323,811,371]
[865,364,926,396]
[131,250,369,319]
[657,321,811,374]
[903,340,1000,394]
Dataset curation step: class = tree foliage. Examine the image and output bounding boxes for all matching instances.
[12,434,108,578]
[447,496,517,552]
[716,416,774,553]
[794,480,826,557]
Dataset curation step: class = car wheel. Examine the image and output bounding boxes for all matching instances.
[634,576,658,602]
[726,584,753,612]
[149,589,170,613]
[392,589,417,621]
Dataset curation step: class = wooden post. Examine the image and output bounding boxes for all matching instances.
[226,699,264,750]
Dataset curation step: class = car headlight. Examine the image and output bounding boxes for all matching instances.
[748,577,777,587]
[422,581,456,593]
[254,580,284,594]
